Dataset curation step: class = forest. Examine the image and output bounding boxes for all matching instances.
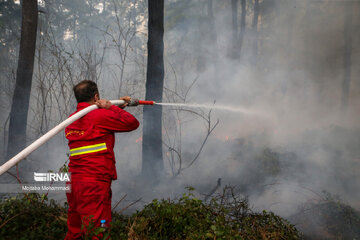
[1,0,360,239]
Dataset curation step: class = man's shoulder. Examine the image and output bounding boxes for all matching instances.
[87,108,120,123]
[90,108,113,116]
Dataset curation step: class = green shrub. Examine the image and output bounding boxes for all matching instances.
[0,193,67,240]
[291,191,360,239]
[0,188,302,240]
[126,187,302,240]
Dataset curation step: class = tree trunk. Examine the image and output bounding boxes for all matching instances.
[6,0,38,173]
[197,0,216,71]
[238,0,246,59]
[230,0,239,59]
[251,0,259,65]
[207,0,217,43]
[142,0,164,181]
[341,2,353,114]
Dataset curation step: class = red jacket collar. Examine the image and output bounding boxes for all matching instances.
[77,102,91,110]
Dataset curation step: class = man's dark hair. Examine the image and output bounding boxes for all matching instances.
[73,80,99,103]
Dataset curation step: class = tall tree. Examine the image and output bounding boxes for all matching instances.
[230,0,246,59]
[341,1,353,114]
[207,0,216,39]
[231,0,239,59]
[6,0,38,172]
[197,0,217,72]
[239,0,246,56]
[207,0,217,47]
[251,0,259,64]
[142,0,164,181]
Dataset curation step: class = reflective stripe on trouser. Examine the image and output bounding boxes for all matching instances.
[69,143,107,156]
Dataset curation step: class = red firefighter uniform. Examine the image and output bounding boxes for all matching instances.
[64,102,139,239]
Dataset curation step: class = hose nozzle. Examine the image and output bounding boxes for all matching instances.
[128,98,155,106]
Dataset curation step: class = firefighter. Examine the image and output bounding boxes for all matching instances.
[64,80,139,239]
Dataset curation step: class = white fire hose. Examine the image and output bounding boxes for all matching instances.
[0,99,126,176]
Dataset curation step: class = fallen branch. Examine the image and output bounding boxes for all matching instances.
[112,194,127,211]
[118,198,142,214]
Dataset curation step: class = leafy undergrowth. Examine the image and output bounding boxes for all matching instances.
[0,188,302,240]
[0,193,67,240]
[291,191,360,240]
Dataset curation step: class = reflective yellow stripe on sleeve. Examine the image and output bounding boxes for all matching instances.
[69,143,107,156]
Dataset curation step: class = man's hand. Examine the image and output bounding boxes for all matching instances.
[119,96,131,108]
[95,99,112,109]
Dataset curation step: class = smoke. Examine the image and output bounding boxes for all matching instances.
[128,0,360,226]
[1,0,360,236]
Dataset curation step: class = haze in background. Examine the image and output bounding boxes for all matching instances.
[0,0,359,225]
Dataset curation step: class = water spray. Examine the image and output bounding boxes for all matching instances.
[155,102,261,115]
[0,99,154,176]
[0,99,256,176]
